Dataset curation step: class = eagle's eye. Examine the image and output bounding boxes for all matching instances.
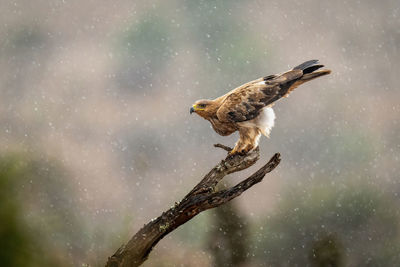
[198,103,206,108]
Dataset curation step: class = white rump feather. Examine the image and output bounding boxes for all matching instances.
[255,107,275,137]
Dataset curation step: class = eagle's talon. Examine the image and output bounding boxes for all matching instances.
[228,149,249,157]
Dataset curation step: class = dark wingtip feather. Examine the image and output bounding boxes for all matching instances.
[293,59,319,71]
[303,64,324,74]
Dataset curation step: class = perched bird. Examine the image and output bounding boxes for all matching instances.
[190,60,331,155]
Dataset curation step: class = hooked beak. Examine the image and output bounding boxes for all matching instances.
[190,106,195,114]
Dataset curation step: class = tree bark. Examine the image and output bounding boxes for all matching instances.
[105,146,281,267]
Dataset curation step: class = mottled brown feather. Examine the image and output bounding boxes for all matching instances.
[216,69,303,123]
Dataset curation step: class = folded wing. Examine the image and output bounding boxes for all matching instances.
[216,60,331,123]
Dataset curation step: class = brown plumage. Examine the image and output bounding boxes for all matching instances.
[190,60,331,155]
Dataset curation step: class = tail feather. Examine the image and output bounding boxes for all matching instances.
[293,59,319,71]
[301,69,331,82]
[260,60,331,106]
[279,60,331,97]
[303,64,324,74]
[292,59,331,82]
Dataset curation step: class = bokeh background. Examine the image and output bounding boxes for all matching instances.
[1,0,399,266]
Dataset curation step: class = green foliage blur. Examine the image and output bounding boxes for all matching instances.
[0,153,65,266]
[0,152,134,267]
[207,198,249,266]
[253,182,400,266]
[116,13,173,92]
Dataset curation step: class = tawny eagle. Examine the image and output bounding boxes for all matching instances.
[190,60,331,155]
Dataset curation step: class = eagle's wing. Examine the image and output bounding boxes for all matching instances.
[216,60,330,123]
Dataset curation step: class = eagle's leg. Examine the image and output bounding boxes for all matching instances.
[230,128,261,155]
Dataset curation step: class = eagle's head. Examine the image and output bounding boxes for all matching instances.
[190,99,215,119]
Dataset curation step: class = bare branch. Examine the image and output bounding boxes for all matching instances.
[214,143,233,152]
[105,150,281,267]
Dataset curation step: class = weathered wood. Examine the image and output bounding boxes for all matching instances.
[105,146,281,267]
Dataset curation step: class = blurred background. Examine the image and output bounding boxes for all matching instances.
[1,0,399,266]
